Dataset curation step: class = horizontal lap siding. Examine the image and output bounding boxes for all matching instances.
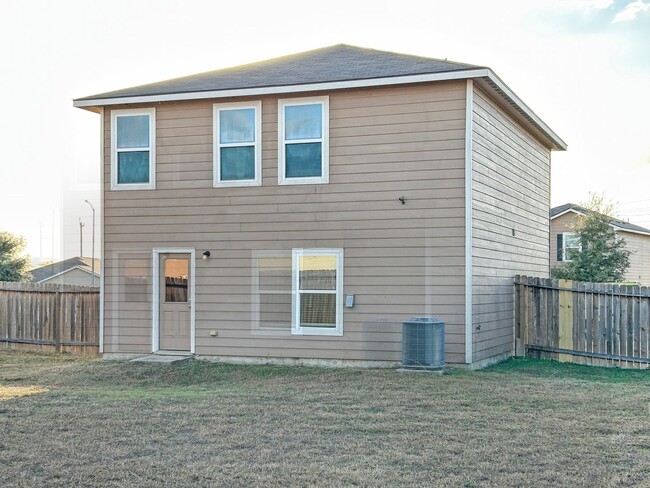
[471,86,551,362]
[619,231,650,285]
[102,81,467,363]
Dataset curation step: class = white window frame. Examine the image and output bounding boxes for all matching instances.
[213,101,262,187]
[111,108,156,190]
[291,248,343,336]
[562,232,581,262]
[278,96,329,185]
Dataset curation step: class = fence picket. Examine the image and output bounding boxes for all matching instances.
[0,282,99,355]
[515,277,650,368]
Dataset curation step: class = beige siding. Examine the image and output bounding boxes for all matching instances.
[102,82,469,363]
[471,85,552,362]
[620,231,650,284]
[551,212,650,284]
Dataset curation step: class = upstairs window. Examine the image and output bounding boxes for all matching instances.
[278,96,329,185]
[111,108,156,190]
[213,101,262,187]
[292,248,343,336]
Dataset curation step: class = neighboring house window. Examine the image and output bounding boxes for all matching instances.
[557,232,580,261]
[292,249,343,336]
[213,101,262,187]
[278,96,329,185]
[111,108,156,190]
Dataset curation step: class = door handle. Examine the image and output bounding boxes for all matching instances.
[188,298,192,309]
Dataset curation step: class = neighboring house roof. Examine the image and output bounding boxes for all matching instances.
[30,257,101,283]
[550,203,650,237]
[73,44,566,151]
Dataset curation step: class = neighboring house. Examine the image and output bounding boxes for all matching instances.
[551,203,650,284]
[73,44,566,367]
[30,257,100,286]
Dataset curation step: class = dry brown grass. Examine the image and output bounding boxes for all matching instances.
[0,351,648,487]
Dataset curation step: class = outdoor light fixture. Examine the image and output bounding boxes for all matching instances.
[202,251,211,260]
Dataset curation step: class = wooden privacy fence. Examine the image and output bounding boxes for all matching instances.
[515,276,649,368]
[0,281,99,355]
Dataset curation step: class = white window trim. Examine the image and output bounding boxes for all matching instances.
[213,101,262,187]
[110,108,156,190]
[562,232,581,262]
[278,96,329,185]
[291,248,343,336]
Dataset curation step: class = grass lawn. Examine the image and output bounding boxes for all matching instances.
[0,352,648,487]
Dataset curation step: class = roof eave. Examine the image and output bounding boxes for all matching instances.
[73,68,566,151]
[551,208,650,237]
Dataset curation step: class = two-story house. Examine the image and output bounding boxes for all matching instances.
[74,44,566,368]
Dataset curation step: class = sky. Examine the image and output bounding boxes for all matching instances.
[0,0,648,259]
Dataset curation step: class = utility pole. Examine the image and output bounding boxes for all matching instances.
[84,200,96,287]
[79,218,85,257]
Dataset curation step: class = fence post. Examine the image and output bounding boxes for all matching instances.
[55,290,62,353]
[558,279,573,363]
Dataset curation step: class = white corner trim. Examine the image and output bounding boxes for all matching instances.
[152,248,196,354]
[99,107,105,354]
[464,79,474,365]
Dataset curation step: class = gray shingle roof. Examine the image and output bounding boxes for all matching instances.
[551,203,650,235]
[30,257,101,283]
[75,44,483,102]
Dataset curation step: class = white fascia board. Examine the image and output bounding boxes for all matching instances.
[38,266,99,283]
[611,226,650,237]
[74,67,566,151]
[481,70,567,151]
[551,208,650,237]
[73,69,490,108]
[550,208,584,220]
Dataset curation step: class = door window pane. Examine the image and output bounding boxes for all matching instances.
[165,259,188,303]
[285,143,322,178]
[117,115,150,148]
[118,151,150,184]
[285,104,322,140]
[220,108,255,143]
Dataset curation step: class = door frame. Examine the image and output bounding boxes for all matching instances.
[152,248,196,354]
